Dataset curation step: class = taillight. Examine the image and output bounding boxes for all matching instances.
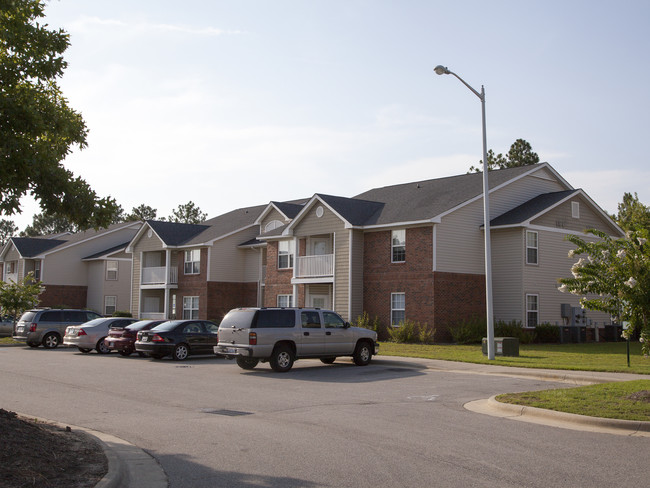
[249,332,257,345]
[151,334,165,342]
[29,323,37,332]
[123,331,134,338]
[78,329,87,336]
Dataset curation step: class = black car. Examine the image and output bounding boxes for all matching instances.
[134,320,219,360]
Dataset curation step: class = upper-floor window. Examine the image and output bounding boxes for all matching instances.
[392,230,406,263]
[184,249,200,275]
[106,260,118,280]
[265,220,283,233]
[6,261,16,274]
[571,201,580,219]
[278,240,294,269]
[33,261,41,281]
[526,231,538,265]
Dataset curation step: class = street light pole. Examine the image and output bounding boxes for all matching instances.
[434,65,495,360]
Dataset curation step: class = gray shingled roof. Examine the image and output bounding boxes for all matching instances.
[317,194,385,226]
[10,237,68,257]
[352,164,545,225]
[271,201,305,219]
[82,242,131,260]
[147,220,210,246]
[490,190,578,227]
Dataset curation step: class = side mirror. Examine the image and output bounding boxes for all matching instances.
[344,322,351,329]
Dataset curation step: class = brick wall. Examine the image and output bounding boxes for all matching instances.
[175,248,208,319]
[38,285,88,310]
[263,241,293,306]
[206,282,258,322]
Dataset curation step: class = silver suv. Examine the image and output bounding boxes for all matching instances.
[13,309,103,349]
[215,308,379,372]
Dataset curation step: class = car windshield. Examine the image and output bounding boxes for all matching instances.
[126,320,161,331]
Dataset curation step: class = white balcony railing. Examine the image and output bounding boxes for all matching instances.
[141,266,178,285]
[296,254,334,278]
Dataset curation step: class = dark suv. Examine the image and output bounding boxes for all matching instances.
[13,309,102,349]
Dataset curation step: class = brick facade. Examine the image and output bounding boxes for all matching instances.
[263,241,293,306]
[38,285,88,310]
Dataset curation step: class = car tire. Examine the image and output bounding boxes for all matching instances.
[172,343,189,361]
[151,353,166,360]
[96,338,110,354]
[320,357,336,364]
[269,344,294,372]
[78,347,92,353]
[236,356,259,370]
[137,351,146,358]
[118,349,132,357]
[353,341,372,366]
[42,332,60,349]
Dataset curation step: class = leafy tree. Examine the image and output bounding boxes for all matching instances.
[168,201,207,224]
[0,272,43,326]
[469,138,543,173]
[615,192,650,233]
[0,0,119,228]
[558,229,650,357]
[21,212,76,236]
[0,219,18,246]
[125,204,159,222]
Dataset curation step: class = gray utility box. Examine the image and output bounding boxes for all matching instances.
[482,337,519,357]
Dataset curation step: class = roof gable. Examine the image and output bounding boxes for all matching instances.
[7,237,67,258]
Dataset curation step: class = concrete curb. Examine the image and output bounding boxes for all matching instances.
[485,395,650,436]
[17,413,167,488]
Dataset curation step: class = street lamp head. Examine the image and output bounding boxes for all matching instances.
[434,65,449,75]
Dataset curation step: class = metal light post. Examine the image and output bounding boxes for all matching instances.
[434,65,495,360]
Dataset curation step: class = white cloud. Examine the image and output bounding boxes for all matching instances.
[67,15,243,37]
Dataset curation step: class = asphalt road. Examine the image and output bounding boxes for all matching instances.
[0,346,646,488]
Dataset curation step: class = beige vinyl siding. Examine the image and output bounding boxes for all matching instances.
[532,196,621,236]
[3,246,21,280]
[209,227,261,282]
[334,231,350,320]
[349,229,364,321]
[292,203,344,236]
[261,209,287,231]
[491,228,524,322]
[130,231,166,319]
[85,262,104,313]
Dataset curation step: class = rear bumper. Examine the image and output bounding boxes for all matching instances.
[214,344,253,357]
[105,337,135,351]
[135,342,173,355]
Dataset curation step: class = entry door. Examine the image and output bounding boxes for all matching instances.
[311,295,329,309]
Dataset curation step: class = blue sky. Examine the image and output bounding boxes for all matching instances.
[13,0,650,230]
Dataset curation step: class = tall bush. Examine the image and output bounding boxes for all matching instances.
[389,320,435,344]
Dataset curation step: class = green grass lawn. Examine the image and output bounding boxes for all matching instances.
[378,341,650,375]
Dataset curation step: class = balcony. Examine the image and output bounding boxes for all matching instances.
[141,266,178,286]
[295,254,333,278]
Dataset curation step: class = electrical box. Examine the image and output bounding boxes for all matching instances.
[482,337,519,357]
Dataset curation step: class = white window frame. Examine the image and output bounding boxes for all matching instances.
[526,294,539,327]
[33,260,41,281]
[278,240,294,269]
[104,296,117,316]
[184,249,200,275]
[265,220,283,233]
[526,230,538,265]
[183,296,199,319]
[106,260,118,281]
[277,294,293,308]
[391,292,405,327]
[571,201,580,219]
[391,229,406,263]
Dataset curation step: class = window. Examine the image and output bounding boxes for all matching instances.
[571,201,580,219]
[526,294,539,327]
[184,249,200,275]
[6,261,16,274]
[391,292,405,326]
[277,294,293,308]
[392,230,406,263]
[183,296,199,319]
[301,311,321,328]
[324,312,346,328]
[105,296,117,316]
[265,220,283,233]
[278,240,294,269]
[33,261,41,281]
[106,260,118,280]
[526,231,538,265]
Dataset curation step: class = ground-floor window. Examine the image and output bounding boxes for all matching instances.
[104,296,117,316]
[526,294,539,327]
[391,292,405,326]
[183,296,199,319]
[277,294,293,308]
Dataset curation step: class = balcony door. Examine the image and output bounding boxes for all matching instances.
[311,237,330,256]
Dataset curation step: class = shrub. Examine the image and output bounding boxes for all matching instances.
[389,320,435,344]
[494,320,535,344]
[449,316,485,344]
[353,311,391,342]
[112,310,133,317]
[534,323,560,343]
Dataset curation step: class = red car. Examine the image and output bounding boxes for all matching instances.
[105,320,166,356]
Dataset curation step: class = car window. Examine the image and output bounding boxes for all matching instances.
[301,311,321,329]
[323,312,346,329]
[182,323,202,334]
[111,319,134,328]
[40,311,63,322]
[204,322,219,333]
[19,311,36,323]
[255,310,295,328]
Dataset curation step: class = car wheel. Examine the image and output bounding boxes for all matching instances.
[236,356,259,370]
[42,333,60,349]
[27,342,39,348]
[137,351,146,358]
[172,343,189,361]
[96,337,111,354]
[151,353,165,360]
[118,349,132,357]
[320,357,336,364]
[353,341,372,366]
[78,347,92,353]
[269,344,294,372]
